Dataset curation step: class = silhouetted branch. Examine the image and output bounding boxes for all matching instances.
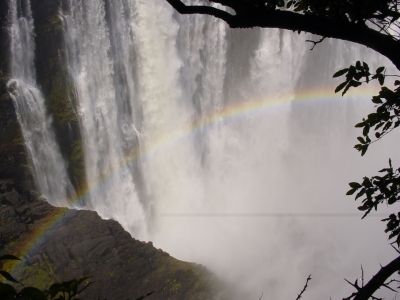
[385,279,400,286]
[165,0,400,70]
[296,275,312,300]
[391,243,400,255]
[382,283,397,293]
[305,36,326,50]
[361,266,365,288]
[343,256,400,300]
[165,0,234,23]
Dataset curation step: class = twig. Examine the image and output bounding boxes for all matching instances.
[361,265,365,287]
[385,279,400,286]
[296,274,312,300]
[305,36,326,50]
[345,278,361,290]
[390,243,400,255]
[382,283,398,292]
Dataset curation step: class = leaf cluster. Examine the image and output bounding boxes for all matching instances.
[354,85,400,155]
[334,61,385,96]
[334,62,400,156]
[336,61,400,244]
[0,279,90,300]
[0,255,90,300]
[215,0,400,40]
[0,255,155,300]
[347,160,400,244]
[283,0,396,23]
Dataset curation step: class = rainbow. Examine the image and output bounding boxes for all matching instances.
[4,83,378,276]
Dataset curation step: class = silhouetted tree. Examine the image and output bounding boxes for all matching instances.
[166,0,400,69]
[166,1,400,299]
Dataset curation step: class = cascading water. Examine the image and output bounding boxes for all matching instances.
[62,0,147,236]
[7,0,74,205]
[9,0,400,299]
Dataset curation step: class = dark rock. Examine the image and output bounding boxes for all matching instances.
[0,1,36,191]
[0,2,231,299]
[31,0,87,193]
[0,81,34,192]
[0,180,226,300]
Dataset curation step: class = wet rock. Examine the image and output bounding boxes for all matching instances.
[0,180,224,300]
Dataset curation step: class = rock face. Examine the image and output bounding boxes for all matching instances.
[0,180,224,300]
[0,1,33,190]
[30,0,86,192]
[0,2,227,299]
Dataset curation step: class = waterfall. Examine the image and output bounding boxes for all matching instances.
[8,0,400,299]
[61,0,147,236]
[7,0,74,205]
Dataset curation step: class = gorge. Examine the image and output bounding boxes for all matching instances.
[1,0,400,299]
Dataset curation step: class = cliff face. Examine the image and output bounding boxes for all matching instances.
[0,1,33,190]
[0,180,224,300]
[0,0,84,192]
[0,2,224,299]
[30,0,86,193]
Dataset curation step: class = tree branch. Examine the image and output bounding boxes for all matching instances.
[296,275,312,300]
[305,36,326,50]
[165,0,400,70]
[165,0,235,23]
[353,256,400,300]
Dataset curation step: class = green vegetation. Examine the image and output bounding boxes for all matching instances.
[0,254,90,300]
[332,62,400,246]
[0,254,159,300]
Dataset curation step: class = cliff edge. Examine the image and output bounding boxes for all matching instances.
[0,179,225,300]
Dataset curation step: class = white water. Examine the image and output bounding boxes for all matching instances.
[7,0,74,205]
[62,0,147,236]
[9,0,400,299]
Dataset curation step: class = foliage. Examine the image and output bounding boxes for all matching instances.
[0,254,155,300]
[204,0,400,39]
[275,0,398,26]
[0,254,90,300]
[347,159,400,243]
[333,62,400,156]
[332,61,400,248]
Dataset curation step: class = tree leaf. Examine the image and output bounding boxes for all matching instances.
[355,189,365,200]
[378,74,385,85]
[349,182,361,189]
[342,83,352,95]
[362,125,370,136]
[335,81,347,93]
[0,271,20,284]
[357,137,365,144]
[333,68,348,78]
[0,255,20,261]
[361,145,368,156]
[376,66,385,74]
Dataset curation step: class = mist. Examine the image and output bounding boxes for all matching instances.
[148,14,400,299]
[8,0,400,299]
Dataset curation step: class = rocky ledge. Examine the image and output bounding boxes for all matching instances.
[0,180,226,300]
